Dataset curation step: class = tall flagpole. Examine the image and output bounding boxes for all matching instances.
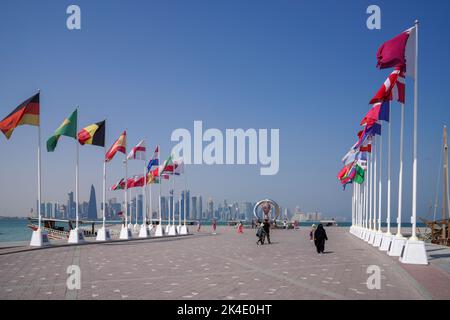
[397,103,405,237]
[184,170,188,227]
[368,147,373,232]
[75,108,80,231]
[37,93,42,231]
[387,104,392,235]
[411,20,419,240]
[352,185,355,228]
[378,134,383,233]
[366,151,370,230]
[159,146,162,225]
[372,136,377,234]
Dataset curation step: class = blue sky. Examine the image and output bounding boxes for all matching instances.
[1,0,449,220]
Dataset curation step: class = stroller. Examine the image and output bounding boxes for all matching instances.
[256,226,267,245]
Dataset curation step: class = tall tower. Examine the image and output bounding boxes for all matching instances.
[87,185,98,220]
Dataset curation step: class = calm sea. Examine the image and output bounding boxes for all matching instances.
[0,218,425,243]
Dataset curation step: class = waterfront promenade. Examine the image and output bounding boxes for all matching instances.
[0,226,449,300]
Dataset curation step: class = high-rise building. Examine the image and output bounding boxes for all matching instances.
[46,202,53,218]
[191,196,197,220]
[137,194,143,222]
[198,196,203,220]
[180,190,190,220]
[67,191,75,219]
[207,197,214,220]
[87,185,98,220]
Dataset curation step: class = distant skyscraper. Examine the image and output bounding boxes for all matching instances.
[207,197,214,220]
[87,185,98,220]
[198,196,203,220]
[137,194,143,222]
[67,191,75,219]
[180,190,190,220]
[46,203,53,218]
[191,196,197,220]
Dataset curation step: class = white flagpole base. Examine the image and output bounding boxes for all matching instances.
[363,230,371,242]
[96,227,111,241]
[359,228,365,239]
[30,229,51,247]
[176,225,182,234]
[373,232,383,247]
[168,225,178,236]
[119,225,132,240]
[379,234,393,251]
[350,226,355,235]
[165,224,170,234]
[400,239,428,265]
[148,223,154,234]
[127,223,133,230]
[138,224,149,238]
[68,228,86,244]
[154,224,165,237]
[133,223,140,232]
[387,236,406,256]
[180,225,189,235]
[368,230,376,244]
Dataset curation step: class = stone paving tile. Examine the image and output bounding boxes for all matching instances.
[0,227,449,299]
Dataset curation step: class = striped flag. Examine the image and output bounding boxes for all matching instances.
[127,140,146,160]
[105,131,126,162]
[0,93,40,139]
[146,146,159,171]
[78,120,105,147]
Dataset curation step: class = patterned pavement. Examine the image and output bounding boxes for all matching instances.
[0,226,449,300]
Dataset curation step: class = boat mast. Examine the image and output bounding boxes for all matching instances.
[443,125,449,241]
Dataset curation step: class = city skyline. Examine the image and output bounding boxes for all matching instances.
[1,1,449,221]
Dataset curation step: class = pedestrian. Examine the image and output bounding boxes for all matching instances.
[197,220,201,232]
[237,221,244,234]
[212,219,217,234]
[251,219,255,229]
[314,224,328,254]
[263,219,271,244]
[283,219,287,230]
[309,224,317,241]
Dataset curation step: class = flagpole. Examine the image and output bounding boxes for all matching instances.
[366,151,370,231]
[37,97,42,231]
[184,170,187,227]
[159,146,162,225]
[352,185,355,229]
[378,134,383,233]
[372,136,377,234]
[411,20,419,241]
[387,105,392,235]
[75,117,79,231]
[396,103,405,238]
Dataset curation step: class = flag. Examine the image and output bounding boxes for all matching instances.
[47,109,78,152]
[376,26,416,78]
[361,101,390,126]
[342,149,358,166]
[354,165,365,184]
[173,158,184,175]
[146,170,160,184]
[370,69,402,104]
[0,93,40,139]
[105,131,126,162]
[392,72,405,103]
[110,178,125,191]
[146,146,159,171]
[127,140,146,160]
[360,144,372,153]
[159,155,173,175]
[78,120,105,147]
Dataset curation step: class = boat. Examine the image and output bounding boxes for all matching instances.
[420,125,449,246]
[27,217,104,240]
[320,220,338,227]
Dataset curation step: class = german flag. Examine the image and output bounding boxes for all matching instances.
[0,93,40,139]
[77,120,105,147]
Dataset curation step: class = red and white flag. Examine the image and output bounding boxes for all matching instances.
[369,68,405,104]
[127,139,146,160]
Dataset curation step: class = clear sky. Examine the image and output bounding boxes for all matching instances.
[1,0,449,220]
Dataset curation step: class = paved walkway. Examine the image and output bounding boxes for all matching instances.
[0,227,449,299]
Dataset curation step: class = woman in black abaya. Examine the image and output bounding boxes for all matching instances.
[314,224,328,254]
